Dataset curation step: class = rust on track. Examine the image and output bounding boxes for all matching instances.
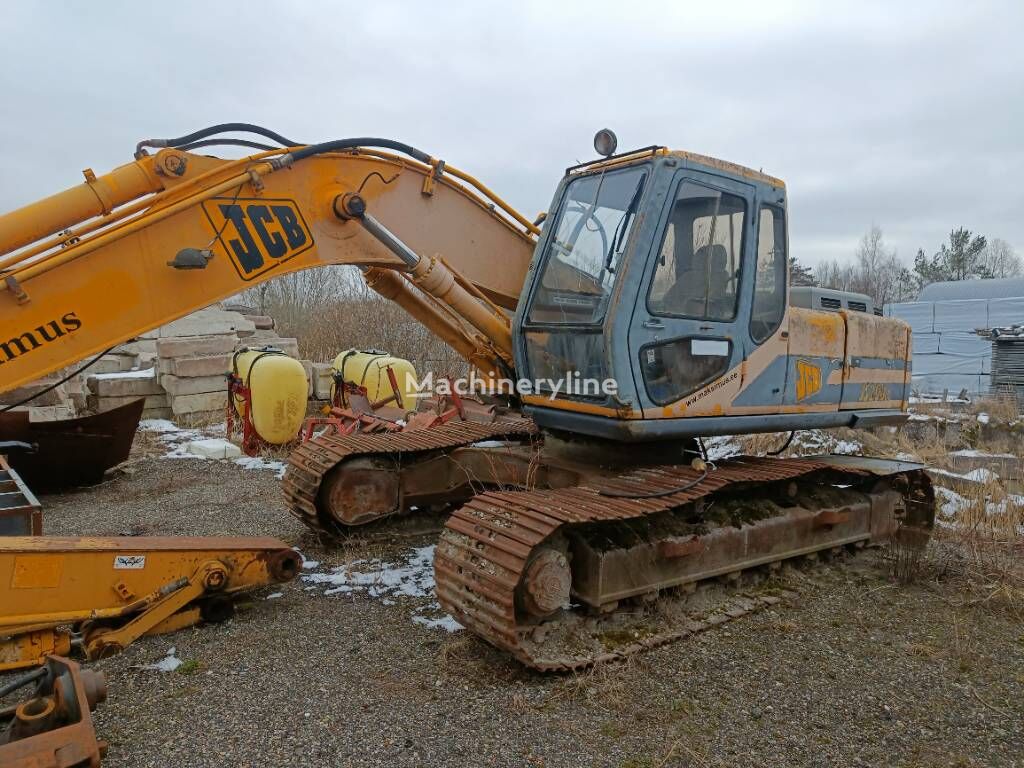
[282,418,537,536]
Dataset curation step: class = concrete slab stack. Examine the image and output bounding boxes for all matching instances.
[5,304,318,427]
[86,369,169,419]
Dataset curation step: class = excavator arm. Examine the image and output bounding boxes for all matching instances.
[0,125,539,394]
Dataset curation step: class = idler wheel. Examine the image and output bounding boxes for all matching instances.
[520,549,571,618]
[317,457,400,527]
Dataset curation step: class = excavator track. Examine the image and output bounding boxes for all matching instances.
[436,456,934,671]
[283,419,538,537]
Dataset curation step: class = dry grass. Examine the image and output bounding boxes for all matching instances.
[546,656,650,711]
[237,266,466,374]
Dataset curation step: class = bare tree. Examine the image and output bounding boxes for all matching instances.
[979,237,1022,279]
[815,225,916,304]
[233,266,464,372]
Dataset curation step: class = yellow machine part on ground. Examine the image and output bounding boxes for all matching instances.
[232,349,308,444]
[331,349,419,410]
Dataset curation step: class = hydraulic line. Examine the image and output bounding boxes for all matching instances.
[135,122,301,157]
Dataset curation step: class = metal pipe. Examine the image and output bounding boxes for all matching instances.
[6,166,274,286]
[360,214,421,269]
[0,157,163,257]
[0,149,284,274]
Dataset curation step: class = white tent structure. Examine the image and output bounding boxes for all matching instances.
[885,278,1024,395]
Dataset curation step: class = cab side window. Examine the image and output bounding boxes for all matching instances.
[750,205,787,342]
[648,183,745,321]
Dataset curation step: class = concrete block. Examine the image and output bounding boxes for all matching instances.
[186,438,242,460]
[312,363,335,400]
[116,339,158,356]
[167,354,231,378]
[86,355,124,375]
[249,329,280,341]
[145,308,255,338]
[87,394,168,413]
[112,353,139,372]
[169,391,228,416]
[239,337,299,358]
[0,380,69,407]
[7,404,76,422]
[156,334,238,359]
[161,374,225,397]
[137,352,158,368]
[87,370,162,397]
[249,315,276,330]
[173,409,224,426]
[299,360,314,397]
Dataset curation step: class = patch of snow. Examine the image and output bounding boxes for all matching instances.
[234,455,287,479]
[703,435,741,461]
[963,468,999,483]
[139,419,181,433]
[265,592,283,600]
[187,438,242,460]
[304,545,435,598]
[787,430,862,457]
[936,487,970,519]
[931,466,1000,484]
[92,367,156,380]
[472,440,512,449]
[831,439,862,455]
[977,412,990,424]
[951,449,1015,458]
[145,647,183,672]
[303,545,461,632]
[413,614,464,632]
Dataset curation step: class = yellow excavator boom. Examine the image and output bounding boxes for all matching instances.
[0,133,538,394]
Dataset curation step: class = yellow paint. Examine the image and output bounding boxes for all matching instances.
[858,382,890,402]
[11,555,63,589]
[0,147,537,395]
[795,359,823,401]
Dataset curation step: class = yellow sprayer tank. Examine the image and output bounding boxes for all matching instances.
[331,349,419,409]
[232,348,308,444]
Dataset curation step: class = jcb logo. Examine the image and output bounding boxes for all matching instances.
[201,197,314,280]
[795,359,822,402]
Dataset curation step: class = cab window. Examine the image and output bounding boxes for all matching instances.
[648,183,745,321]
[527,167,648,325]
[750,205,787,342]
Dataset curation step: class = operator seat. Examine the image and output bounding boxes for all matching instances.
[662,243,733,319]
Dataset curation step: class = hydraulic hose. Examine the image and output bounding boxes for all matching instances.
[137,123,433,169]
[179,138,280,152]
[135,122,300,156]
[289,138,431,165]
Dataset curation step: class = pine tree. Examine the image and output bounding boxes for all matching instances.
[788,255,816,286]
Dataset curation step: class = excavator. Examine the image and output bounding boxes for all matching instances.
[0,123,934,671]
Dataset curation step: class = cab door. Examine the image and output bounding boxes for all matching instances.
[731,200,790,411]
[628,172,754,416]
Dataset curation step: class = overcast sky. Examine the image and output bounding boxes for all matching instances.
[1,1,1021,269]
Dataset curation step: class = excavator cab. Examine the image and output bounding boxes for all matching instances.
[514,143,908,441]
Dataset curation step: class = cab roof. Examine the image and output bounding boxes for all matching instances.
[568,146,785,189]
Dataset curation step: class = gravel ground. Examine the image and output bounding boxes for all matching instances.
[9,448,1024,768]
